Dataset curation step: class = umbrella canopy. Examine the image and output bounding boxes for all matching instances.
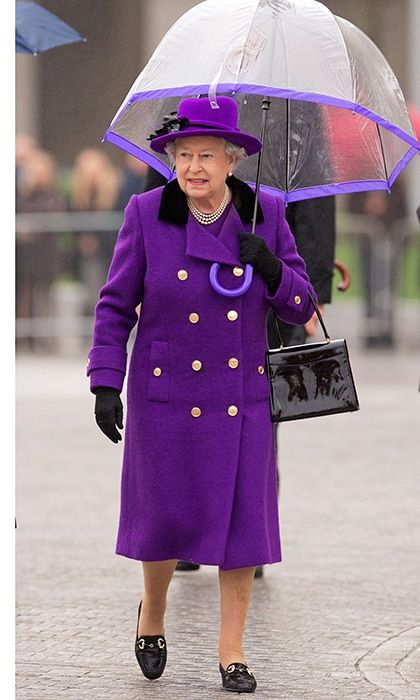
[16,1,84,55]
[104,0,419,202]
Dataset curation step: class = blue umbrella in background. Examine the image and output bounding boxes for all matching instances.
[16,1,85,55]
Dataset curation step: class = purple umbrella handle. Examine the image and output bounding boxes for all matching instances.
[209,263,253,297]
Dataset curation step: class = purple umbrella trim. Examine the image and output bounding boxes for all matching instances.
[107,83,420,150]
[104,84,420,200]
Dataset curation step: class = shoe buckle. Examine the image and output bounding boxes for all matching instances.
[226,663,253,676]
[137,637,165,650]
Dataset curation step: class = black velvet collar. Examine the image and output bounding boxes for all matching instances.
[157,174,264,226]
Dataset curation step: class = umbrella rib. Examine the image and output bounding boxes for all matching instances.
[376,122,389,184]
[236,0,261,83]
[333,15,355,103]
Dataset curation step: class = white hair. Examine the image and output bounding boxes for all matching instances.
[164,139,247,171]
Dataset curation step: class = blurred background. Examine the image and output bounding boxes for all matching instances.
[15,0,420,354]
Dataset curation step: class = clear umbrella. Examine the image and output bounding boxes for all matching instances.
[104,0,419,203]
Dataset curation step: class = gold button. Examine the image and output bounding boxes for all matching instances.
[227,310,238,321]
[177,269,188,281]
[227,405,238,416]
[257,365,265,375]
[153,367,162,377]
[294,295,301,305]
[192,360,202,371]
[191,407,201,418]
[189,312,200,324]
[228,358,239,369]
[233,266,244,277]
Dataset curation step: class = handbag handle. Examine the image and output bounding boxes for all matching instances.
[273,290,331,348]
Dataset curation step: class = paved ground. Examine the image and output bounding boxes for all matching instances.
[16,311,420,699]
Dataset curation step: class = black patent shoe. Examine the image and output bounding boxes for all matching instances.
[175,560,201,571]
[135,600,167,680]
[219,662,257,693]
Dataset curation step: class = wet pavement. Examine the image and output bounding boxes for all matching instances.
[16,315,420,699]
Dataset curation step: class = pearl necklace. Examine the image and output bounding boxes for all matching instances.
[187,186,231,225]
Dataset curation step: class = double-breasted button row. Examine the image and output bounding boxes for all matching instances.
[153,359,239,376]
[185,303,239,418]
[190,359,239,371]
[188,310,238,323]
[154,361,255,377]
[179,268,243,281]
[191,405,239,418]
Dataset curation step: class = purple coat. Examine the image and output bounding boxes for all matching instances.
[87,180,316,569]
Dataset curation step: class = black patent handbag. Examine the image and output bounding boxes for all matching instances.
[265,292,360,422]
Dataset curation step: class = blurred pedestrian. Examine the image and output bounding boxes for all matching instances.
[16,148,65,352]
[117,153,148,210]
[15,133,38,194]
[70,148,121,316]
[87,96,317,692]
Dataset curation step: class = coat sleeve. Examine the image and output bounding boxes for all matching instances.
[86,195,146,392]
[264,197,317,325]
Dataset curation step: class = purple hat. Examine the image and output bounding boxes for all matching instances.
[148,96,262,156]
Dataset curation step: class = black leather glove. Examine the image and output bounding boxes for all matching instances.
[239,233,282,295]
[94,388,124,444]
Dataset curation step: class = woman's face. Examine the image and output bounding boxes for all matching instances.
[174,136,234,207]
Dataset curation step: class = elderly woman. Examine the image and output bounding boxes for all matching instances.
[87,96,316,693]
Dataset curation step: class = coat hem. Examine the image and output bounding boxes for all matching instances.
[115,547,282,570]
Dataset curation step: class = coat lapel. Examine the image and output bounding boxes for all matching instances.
[218,205,248,260]
[185,206,246,266]
[158,175,264,267]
